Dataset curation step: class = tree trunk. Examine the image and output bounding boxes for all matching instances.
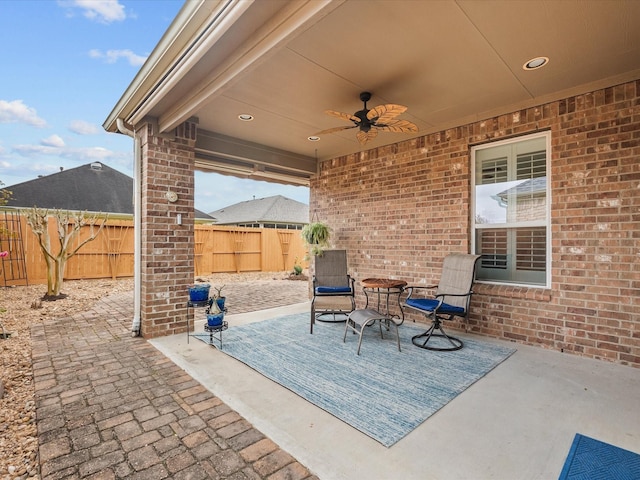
[45,256,55,296]
[53,257,66,296]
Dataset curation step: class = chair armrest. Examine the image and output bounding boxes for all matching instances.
[405,285,438,299]
[435,291,473,300]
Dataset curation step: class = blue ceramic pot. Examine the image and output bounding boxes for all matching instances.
[207,313,224,327]
[189,284,210,302]
[216,297,226,311]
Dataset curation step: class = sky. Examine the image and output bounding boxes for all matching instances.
[0,0,309,214]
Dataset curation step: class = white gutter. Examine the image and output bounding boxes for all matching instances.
[116,118,142,336]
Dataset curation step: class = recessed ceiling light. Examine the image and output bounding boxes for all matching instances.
[523,56,549,70]
[308,136,320,142]
[238,114,254,121]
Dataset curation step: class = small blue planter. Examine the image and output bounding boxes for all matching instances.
[207,313,224,327]
[189,284,210,302]
[216,297,226,312]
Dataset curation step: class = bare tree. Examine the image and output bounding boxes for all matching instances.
[23,208,107,298]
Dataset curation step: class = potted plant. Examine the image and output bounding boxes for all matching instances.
[292,257,303,276]
[206,286,226,328]
[213,285,226,312]
[301,221,331,256]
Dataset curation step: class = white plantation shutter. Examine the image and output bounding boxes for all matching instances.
[478,230,507,270]
[516,227,546,271]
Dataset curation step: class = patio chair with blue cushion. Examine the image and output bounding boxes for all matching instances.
[404,253,480,351]
[310,249,355,334]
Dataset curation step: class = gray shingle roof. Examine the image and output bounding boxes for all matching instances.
[4,162,213,219]
[209,195,308,225]
[497,177,547,199]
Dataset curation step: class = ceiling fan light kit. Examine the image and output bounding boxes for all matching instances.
[315,91,418,145]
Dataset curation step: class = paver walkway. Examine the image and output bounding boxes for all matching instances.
[31,280,315,479]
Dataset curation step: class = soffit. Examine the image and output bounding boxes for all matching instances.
[108,0,640,184]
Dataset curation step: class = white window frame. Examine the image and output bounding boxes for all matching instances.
[471,131,552,288]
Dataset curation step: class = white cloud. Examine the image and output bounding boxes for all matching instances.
[89,48,147,67]
[41,135,66,148]
[75,146,116,160]
[69,120,99,135]
[12,143,129,164]
[12,144,60,156]
[60,0,126,23]
[0,100,47,128]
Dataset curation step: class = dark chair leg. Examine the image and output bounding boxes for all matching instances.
[411,317,463,351]
[310,305,315,334]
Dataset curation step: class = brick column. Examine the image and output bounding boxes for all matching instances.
[138,118,197,338]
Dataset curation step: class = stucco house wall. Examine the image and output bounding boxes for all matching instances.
[311,79,640,367]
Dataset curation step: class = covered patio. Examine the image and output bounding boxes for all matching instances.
[103,0,640,370]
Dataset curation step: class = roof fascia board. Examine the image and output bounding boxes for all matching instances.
[103,0,243,132]
[154,0,343,134]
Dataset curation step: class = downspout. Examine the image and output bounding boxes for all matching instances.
[116,118,142,336]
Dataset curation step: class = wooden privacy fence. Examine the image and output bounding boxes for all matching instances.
[0,214,308,286]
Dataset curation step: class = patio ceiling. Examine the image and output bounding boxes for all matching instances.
[104,0,640,186]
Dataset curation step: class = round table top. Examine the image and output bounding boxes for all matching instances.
[361,278,407,289]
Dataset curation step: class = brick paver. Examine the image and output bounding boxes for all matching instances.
[32,280,317,479]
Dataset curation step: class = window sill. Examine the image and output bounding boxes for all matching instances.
[473,283,552,302]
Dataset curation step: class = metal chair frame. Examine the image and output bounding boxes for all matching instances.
[310,250,355,333]
[404,254,480,351]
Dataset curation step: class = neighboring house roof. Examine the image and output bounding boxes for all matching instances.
[4,162,213,219]
[497,177,547,200]
[209,195,308,225]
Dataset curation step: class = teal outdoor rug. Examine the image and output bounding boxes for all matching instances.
[194,313,515,447]
[559,434,640,480]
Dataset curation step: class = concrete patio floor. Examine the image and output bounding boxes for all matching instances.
[152,303,640,480]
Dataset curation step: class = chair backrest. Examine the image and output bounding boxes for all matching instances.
[314,250,350,287]
[436,253,481,309]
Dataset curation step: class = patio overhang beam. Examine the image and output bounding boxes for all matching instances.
[195,130,315,186]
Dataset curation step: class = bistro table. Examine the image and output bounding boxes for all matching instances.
[361,278,407,324]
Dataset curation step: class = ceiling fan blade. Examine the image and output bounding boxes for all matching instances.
[325,110,360,123]
[367,104,407,123]
[314,125,358,135]
[377,119,419,133]
[356,129,378,145]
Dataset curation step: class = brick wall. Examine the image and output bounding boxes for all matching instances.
[139,120,197,338]
[311,79,640,367]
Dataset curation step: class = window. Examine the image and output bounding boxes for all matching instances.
[471,132,550,287]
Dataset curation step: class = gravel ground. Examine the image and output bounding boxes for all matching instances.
[0,270,307,479]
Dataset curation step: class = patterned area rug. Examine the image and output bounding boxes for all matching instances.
[194,313,515,447]
[559,434,640,480]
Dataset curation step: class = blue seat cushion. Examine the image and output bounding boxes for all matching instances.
[316,286,352,294]
[405,298,465,315]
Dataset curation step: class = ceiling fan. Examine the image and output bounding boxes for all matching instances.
[314,92,418,145]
